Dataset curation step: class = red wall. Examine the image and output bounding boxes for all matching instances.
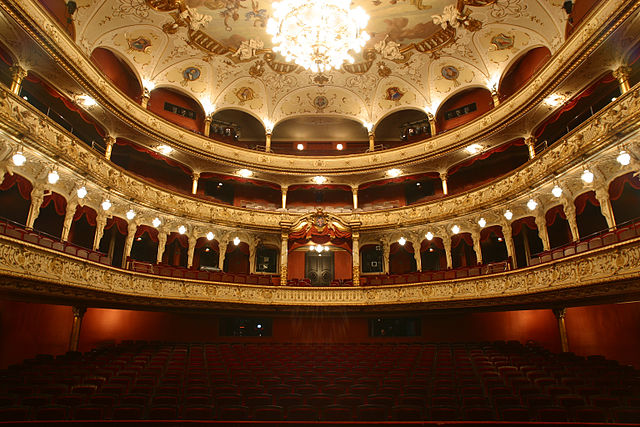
[287,250,306,280]
[148,88,204,133]
[233,183,280,209]
[334,250,352,280]
[2,298,640,369]
[37,0,74,38]
[359,184,405,209]
[499,47,551,99]
[90,48,142,101]
[567,0,601,37]
[436,88,493,133]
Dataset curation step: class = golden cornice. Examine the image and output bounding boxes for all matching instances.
[0,0,637,174]
[0,234,638,311]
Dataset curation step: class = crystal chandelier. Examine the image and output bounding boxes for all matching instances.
[266,0,370,73]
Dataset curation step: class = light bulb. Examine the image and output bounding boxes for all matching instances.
[313,176,327,184]
[12,151,26,166]
[398,237,406,246]
[527,199,538,211]
[297,143,304,150]
[152,217,161,228]
[238,169,253,177]
[76,186,87,199]
[47,170,60,184]
[617,151,631,166]
[233,236,240,245]
[425,232,434,241]
[178,225,186,235]
[206,231,214,241]
[478,218,486,228]
[101,199,111,211]
[504,209,513,220]
[451,225,460,234]
[581,169,594,183]
[552,185,563,198]
[387,169,402,178]
[126,209,136,220]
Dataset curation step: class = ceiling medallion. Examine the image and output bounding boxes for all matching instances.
[490,33,514,50]
[313,95,329,110]
[182,67,201,85]
[235,87,255,104]
[385,87,404,102]
[266,0,370,73]
[128,36,151,53]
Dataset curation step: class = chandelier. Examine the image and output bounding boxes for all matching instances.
[266,0,370,73]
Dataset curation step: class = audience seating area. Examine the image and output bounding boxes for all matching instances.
[1,341,639,422]
[361,261,511,286]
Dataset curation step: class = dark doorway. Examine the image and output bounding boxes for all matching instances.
[305,251,334,286]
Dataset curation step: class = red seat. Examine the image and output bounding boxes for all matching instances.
[321,404,352,421]
[216,405,249,420]
[252,404,284,420]
[148,405,179,420]
[72,404,105,420]
[286,404,317,421]
[182,405,215,420]
[35,404,69,420]
[392,404,424,420]
[0,406,30,421]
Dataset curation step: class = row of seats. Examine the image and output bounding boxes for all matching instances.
[1,341,639,421]
[360,261,510,286]
[128,261,276,285]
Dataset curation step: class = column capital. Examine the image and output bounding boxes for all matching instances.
[192,171,200,180]
[72,306,87,318]
[612,65,631,80]
[552,307,566,320]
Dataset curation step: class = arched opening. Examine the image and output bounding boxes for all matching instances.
[359,173,442,209]
[194,238,219,270]
[271,116,369,155]
[609,173,640,225]
[566,0,600,37]
[148,87,205,134]
[420,238,446,272]
[287,185,352,212]
[389,242,416,275]
[511,217,544,268]
[447,139,529,195]
[198,173,280,209]
[360,244,383,274]
[111,139,192,195]
[210,109,264,146]
[68,205,97,249]
[435,87,494,133]
[37,0,75,39]
[163,233,188,268]
[33,192,66,239]
[99,216,128,267]
[498,47,551,100]
[256,244,278,274]
[451,233,476,269]
[575,191,609,238]
[480,226,508,264]
[90,47,142,102]
[546,205,573,249]
[130,225,159,264]
[0,173,32,226]
[224,241,249,274]
[375,109,430,147]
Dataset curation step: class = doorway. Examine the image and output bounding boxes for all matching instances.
[305,251,334,286]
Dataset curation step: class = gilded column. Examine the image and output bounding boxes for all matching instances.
[9,65,27,95]
[561,197,580,241]
[141,87,151,108]
[25,185,44,230]
[368,131,375,152]
[156,231,167,265]
[104,135,115,160]
[553,308,570,352]
[191,172,200,195]
[281,186,288,210]
[534,212,551,251]
[491,88,500,107]
[351,186,358,210]
[218,238,229,272]
[352,231,360,286]
[187,234,197,269]
[427,112,437,137]
[68,306,86,352]
[381,239,390,274]
[594,185,616,229]
[280,232,288,286]
[121,221,138,268]
[265,132,272,152]
[203,114,213,137]
[442,233,453,269]
[61,200,78,242]
[93,211,108,251]
[249,237,259,274]
[525,136,536,159]
[471,229,483,265]
[413,242,422,272]
[613,66,631,94]
[500,220,516,269]
[440,172,448,196]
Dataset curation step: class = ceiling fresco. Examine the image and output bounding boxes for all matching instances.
[71,0,565,128]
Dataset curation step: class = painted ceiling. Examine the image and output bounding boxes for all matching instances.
[72,0,567,129]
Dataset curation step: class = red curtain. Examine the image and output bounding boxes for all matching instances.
[200,173,280,190]
[390,241,415,254]
[105,216,128,235]
[226,241,250,255]
[545,204,567,227]
[73,205,97,226]
[24,73,106,137]
[115,139,193,176]
[452,233,474,249]
[166,232,188,248]
[135,225,159,242]
[0,173,33,200]
[512,216,537,236]
[574,191,599,215]
[360,172,440,190]
[448,139,525,176]
[421,237,445,251]
[0,46,13,66]
[196,237,219,251]
[288,184,352,192]
[41,192,67,216]
[534,72,616,137]
[480,225,504,242]
[609,173,640,201]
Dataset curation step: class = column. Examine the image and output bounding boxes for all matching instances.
[413,243,422,272]
[121,221,138,268]
[613,66,631,95]
[68,306,86,352]
[191,172,200,195]
[471,230,483,265]
[351,186,358,210]
[440,172,448,196]
[204,114,213,137]
[381,239,390,274]
[187,235,197,268]
[368,131,375,152]
[104,135,115,160]
[10,65,27,95]
[265,132,272,152]
[500,221,516,269]
[442,234,453,269]
[281,186,288,210]
[491,89,500,107]
[534,213,551,251]
[218,238,229,272]
[525,136,536,159]
[352,231,360,286]
[156,232,167,264]
[93,211,108,251]
[427,112,437,137]
[25,186,44,230]
[141,88,151,108]
[553,308,570,352]
[280,232,288,286]
[594,185,616,229]
[61,200,78,241]
[249,238,258,274]
[561,198,580,241]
